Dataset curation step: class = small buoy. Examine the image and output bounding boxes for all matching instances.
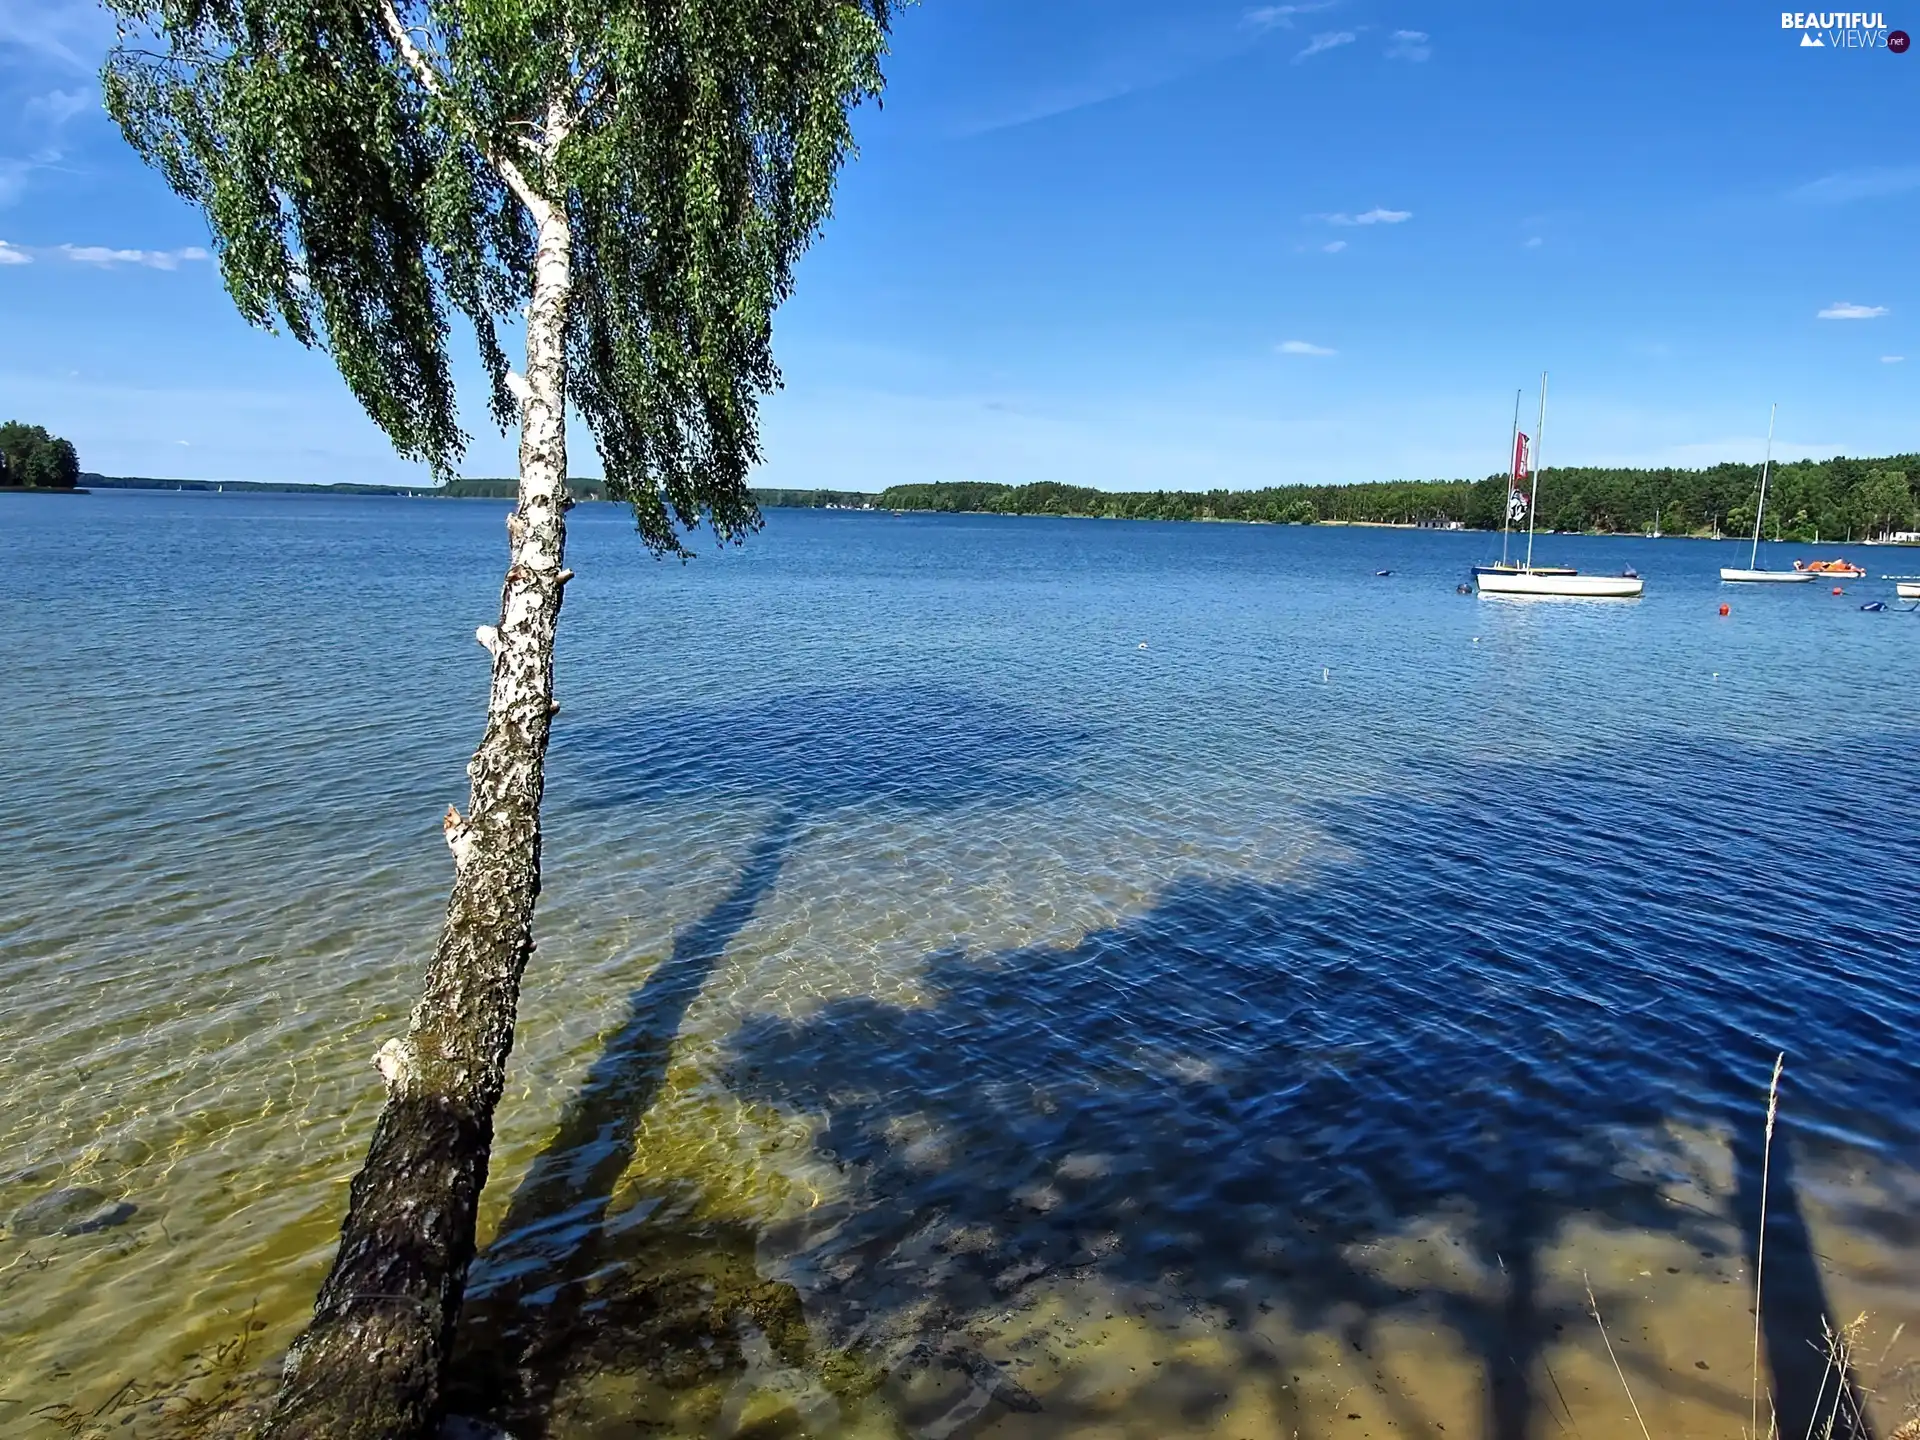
[1719,603,1730,616]
[1472,636,1481,644]
[1833,587,1844,595]
[1375,569,1393,577]
[1456,583,1473,594]
[1861,600,1886,612]
[1322,667,1330,683]
[1137,641,1148,650]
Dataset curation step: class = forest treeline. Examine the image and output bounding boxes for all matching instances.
[878,455,1920,541]
[63,458,1920,540]
[81,473,876,510]
[1,422,82,489]
[430,479,877,507]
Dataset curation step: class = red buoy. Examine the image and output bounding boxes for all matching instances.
[1719,603,1730,616]
[1833,586,1844,595]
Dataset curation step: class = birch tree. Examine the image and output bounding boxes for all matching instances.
[102,3,890,1435]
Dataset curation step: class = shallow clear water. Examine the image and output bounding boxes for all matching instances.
[3,491,1918,1439]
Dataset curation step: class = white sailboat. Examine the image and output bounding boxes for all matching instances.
[1474,389,1575,578]
[1477,373,1646,598]
[1721,404,1812,583]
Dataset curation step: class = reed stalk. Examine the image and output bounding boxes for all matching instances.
[1586,1274,1654,1440]
[1753,1053,1786,1440]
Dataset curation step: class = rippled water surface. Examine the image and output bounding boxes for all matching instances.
[4,490,1919,1439]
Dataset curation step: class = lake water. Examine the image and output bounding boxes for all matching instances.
[3,489,1919,1440]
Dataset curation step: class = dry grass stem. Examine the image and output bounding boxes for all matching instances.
[1802,1313,1871,1440]
[1586,1273,1653,1440]
[1754,1051,1786,1440]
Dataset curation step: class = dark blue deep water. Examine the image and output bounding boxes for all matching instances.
[3,489,1917,1437]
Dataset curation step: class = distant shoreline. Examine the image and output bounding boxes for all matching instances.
[73,474,876,509]
[55,483,1889,542]
[873,507,1780,540]
[54,469,1919,545]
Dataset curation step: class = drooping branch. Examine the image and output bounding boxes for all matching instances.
[375,0,552,218]
[375,0,448,95]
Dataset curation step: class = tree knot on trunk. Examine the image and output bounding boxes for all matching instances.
[373,1037,415,1094]
[443,804,477,871]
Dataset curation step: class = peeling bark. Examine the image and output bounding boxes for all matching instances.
[265,195,575,1440]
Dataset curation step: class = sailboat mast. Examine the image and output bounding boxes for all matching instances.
[1523,372,1547,570]
[1501,388,1520,566]
[1749,403,1776,571]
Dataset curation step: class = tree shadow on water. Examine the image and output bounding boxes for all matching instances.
[448,685,1098,1436]
[705,737,1914,1440]
[449,810,800,1432]
[450,727,1914,1439]
[1734,1120,1877,1440]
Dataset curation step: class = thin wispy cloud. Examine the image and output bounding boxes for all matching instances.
[1818,301,1888,319]
[60,244,211,269]
[0,242,211,269]
[1883,355,1905,363]
[1245,1,1341,29]
[1524,235,1544,248]
[1386,29,1431,60]
[1294,30,1356,62]
[1279,339,1336,355]
[1316,207,1412,226]
[0,0,113,72]
[1,73,106,207]
[0,86,100,205]
[960,13,1289,135]
[24,86,92,128]
[1322,240,1347,253]
[1792,166,1920,204]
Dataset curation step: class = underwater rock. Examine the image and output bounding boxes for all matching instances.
[8,1186,137,1237]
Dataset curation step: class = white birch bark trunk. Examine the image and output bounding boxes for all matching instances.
[265,192,575,1440]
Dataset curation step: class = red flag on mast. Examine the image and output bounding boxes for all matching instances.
[1508,433,1532,520]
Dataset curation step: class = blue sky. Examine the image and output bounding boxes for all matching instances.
[0,0,1914,488]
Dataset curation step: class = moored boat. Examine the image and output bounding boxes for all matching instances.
[1794,559,1866,577]
[1898,581,1920,601]
[1476,372,1647,599]
[1721,406,1810,584]
[1475,393,1578,577]
[1481,393,1542,574]
[1478,569,1645,598]
[1472,561,1577,577]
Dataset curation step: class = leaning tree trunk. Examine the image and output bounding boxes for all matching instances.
[266,198,575,1440]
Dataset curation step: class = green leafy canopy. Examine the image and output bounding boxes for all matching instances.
[103,0,891,553]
